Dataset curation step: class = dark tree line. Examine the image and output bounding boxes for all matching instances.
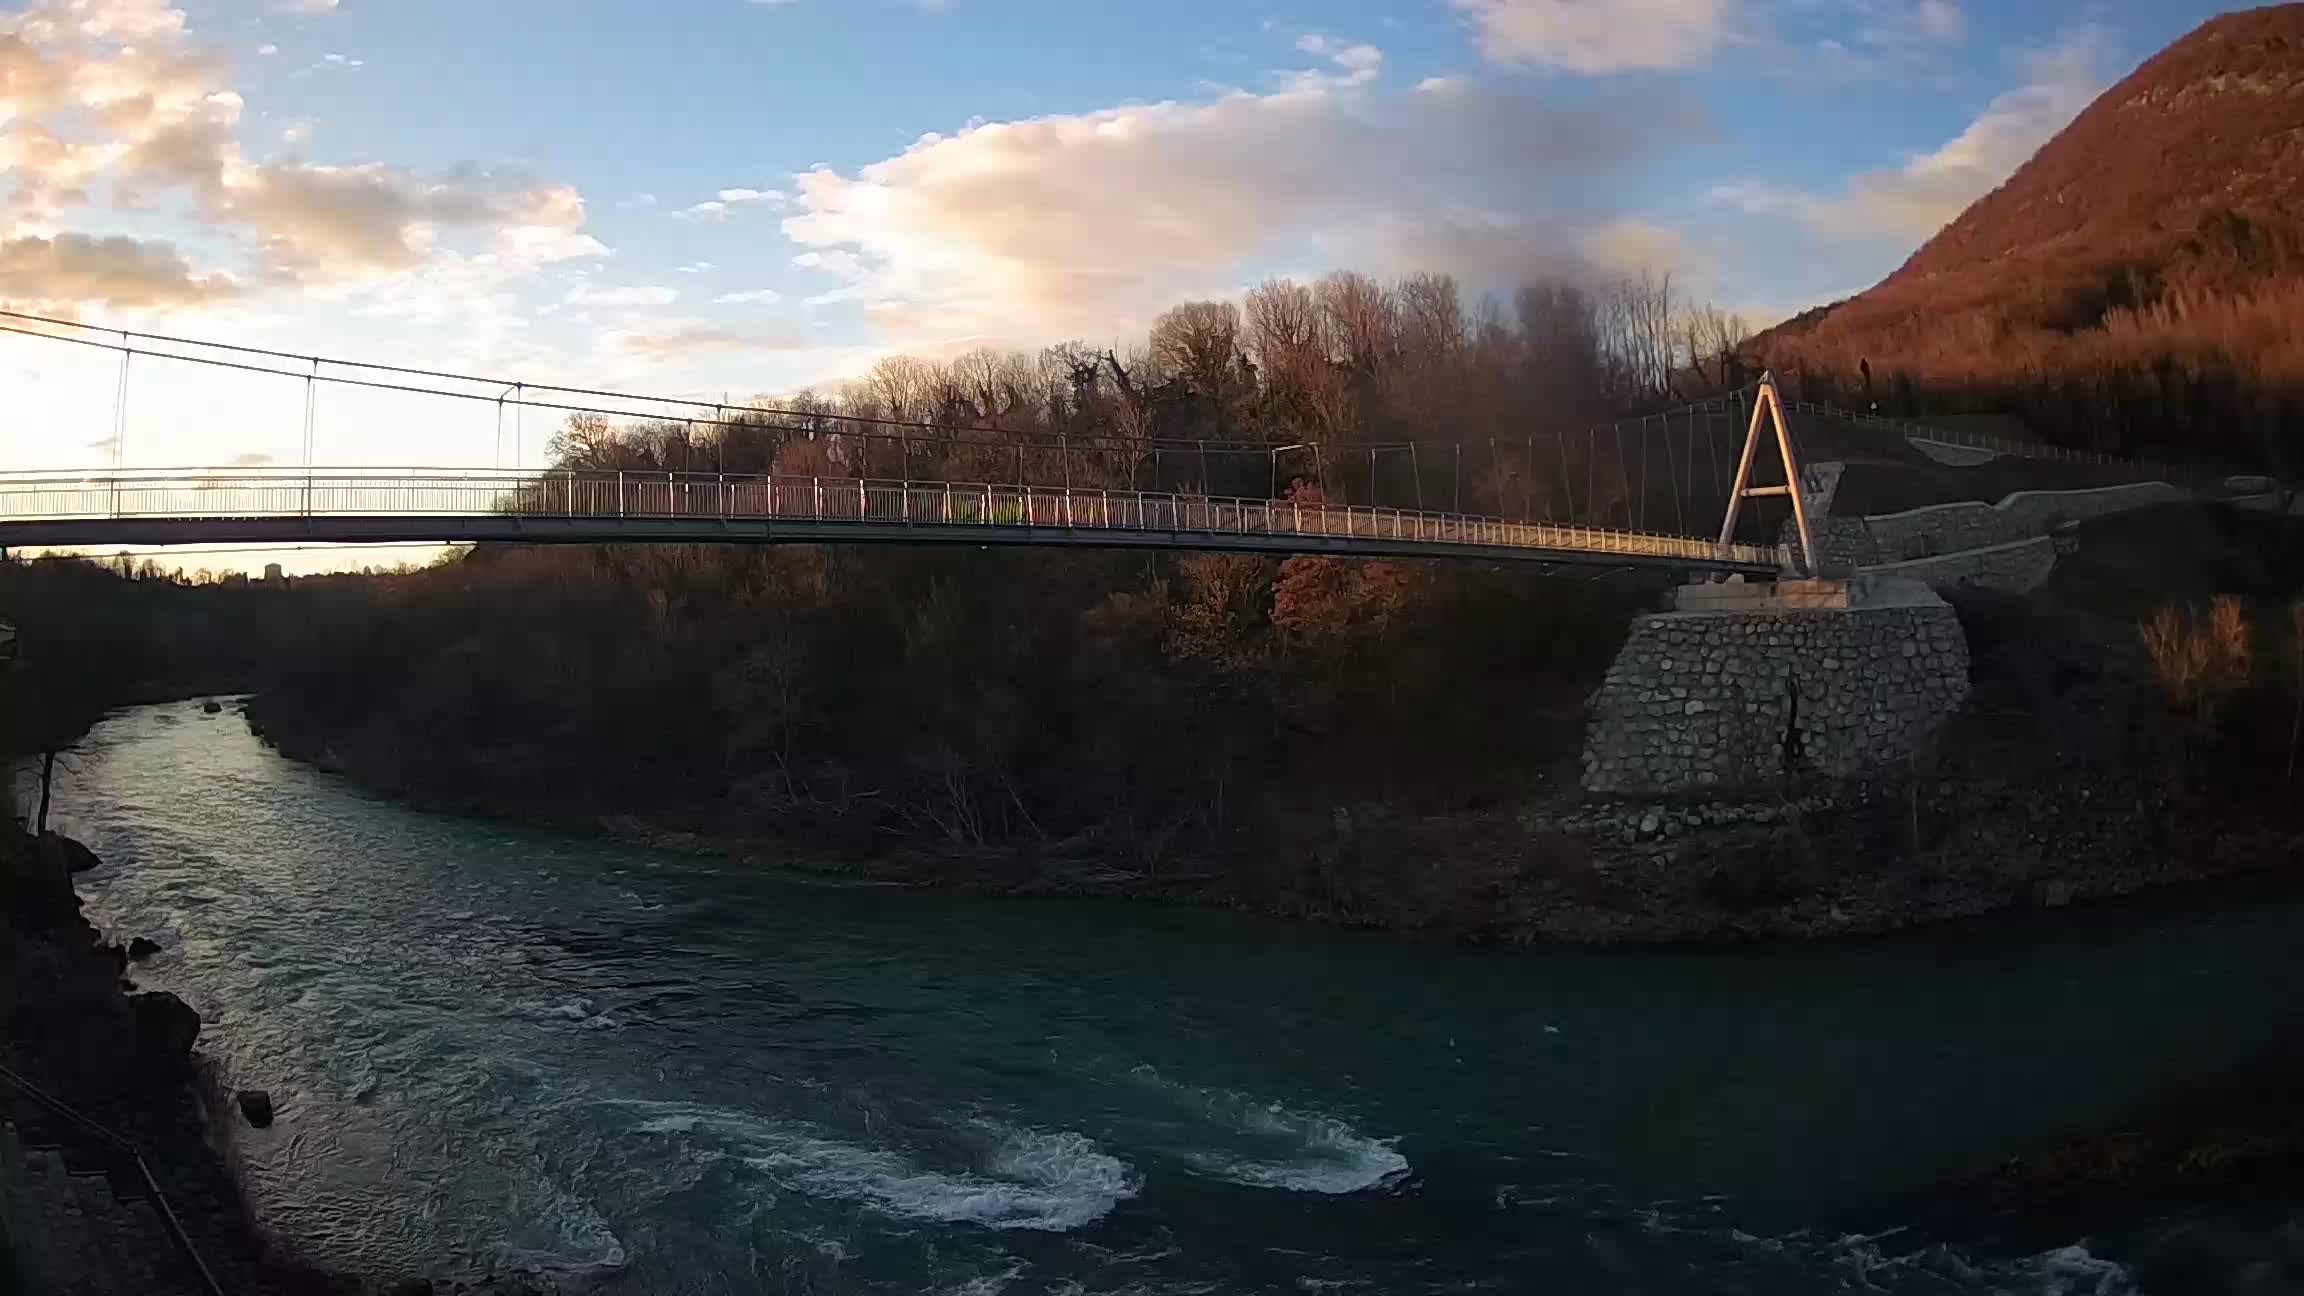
[241,269,1759,918]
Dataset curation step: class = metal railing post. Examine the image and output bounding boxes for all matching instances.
[617,470,626,517]
[0,1061,226,1296]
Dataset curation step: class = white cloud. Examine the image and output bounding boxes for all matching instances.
[0,0,603,313]
[1851,0,1964,47]
[1915,0,1963,40]
[676,261,716,273]
[607,321,810,360]
[1446,0,1730,73]
[280,0,338,11]
[0,232,238,310]
[781,64,1698,350]
[1293,34,1383,85]
[257,42,278,54]
[673,187,787,222]
[568,283,679,307]
[714,288,783,304]
[1578,218,1705,279]
[1708,27,2105,242]
[1833,0,1963,56]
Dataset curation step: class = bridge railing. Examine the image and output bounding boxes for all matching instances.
[0,468,1783,567]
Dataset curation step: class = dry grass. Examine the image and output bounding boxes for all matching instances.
[2140,595,2254,736]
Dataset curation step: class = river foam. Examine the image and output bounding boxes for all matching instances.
[621,1101,1138,1232]
[2032,1245,2140,1296]
[1127,1065,1409,1194]
[495,1192,628,1278]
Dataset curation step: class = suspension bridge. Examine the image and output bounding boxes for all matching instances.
[0,312,2155,575]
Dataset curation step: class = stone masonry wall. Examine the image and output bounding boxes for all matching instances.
[1806,516,1880,570]
[1581,597,1970,797]
[1786,480,2188,567]
[1907,439,2002,467]
[1863,536,2058,595]
[1862,482,2188,560]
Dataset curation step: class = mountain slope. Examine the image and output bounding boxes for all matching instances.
[1756,4,2304,466]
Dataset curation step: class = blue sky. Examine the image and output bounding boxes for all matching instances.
[0,0,2245,492]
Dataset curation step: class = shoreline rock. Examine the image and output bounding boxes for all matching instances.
[1,827,552,1295]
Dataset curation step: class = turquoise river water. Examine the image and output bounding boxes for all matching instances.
[43,701,2304,1294]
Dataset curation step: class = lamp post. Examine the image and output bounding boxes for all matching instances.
[1268,443,1309,500]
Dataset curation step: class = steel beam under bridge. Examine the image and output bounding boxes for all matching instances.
[0,513,1781,574]
[0,473,1783,575]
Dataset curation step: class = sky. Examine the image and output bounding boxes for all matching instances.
[0,0,2249,569]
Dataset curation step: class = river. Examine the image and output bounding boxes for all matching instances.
[37,700,2304,1293]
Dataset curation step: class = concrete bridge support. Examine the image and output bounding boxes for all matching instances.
[1580,576,1970,796]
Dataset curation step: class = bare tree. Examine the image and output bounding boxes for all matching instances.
[1150,301,1246,392]
[1682,304,1752,393]
[1244,278,1323,408]
[1315,271,1398,378]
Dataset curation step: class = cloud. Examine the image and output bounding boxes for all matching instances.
[1851,0,1964,47]
[1708,27,2105,242]
[1293,34,1383,86]
[673,187,787,222]
[0,0,603,309]
[211,159,599,282]
[279,0,338,11]
[1914,0,1963,40]
[1446,0,1731,73]
[781,59,1701,349]
[0,232,238,309]
[1577,218,1705,278]
[714,288,783,304]
[568,283,679,307]
[609,322,810,360]
[257,42,278,54]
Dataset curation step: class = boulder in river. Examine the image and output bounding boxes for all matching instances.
[128,990,201,1066]
[128,936,163,961]
[201,700,223,714]
[236,1089,275,1128]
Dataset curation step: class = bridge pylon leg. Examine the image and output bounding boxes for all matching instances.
[1715,373,1816,576]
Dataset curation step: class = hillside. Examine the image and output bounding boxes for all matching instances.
[1757,4,2304,469]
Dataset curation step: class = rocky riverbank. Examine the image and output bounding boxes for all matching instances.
[0,825,556,1295]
